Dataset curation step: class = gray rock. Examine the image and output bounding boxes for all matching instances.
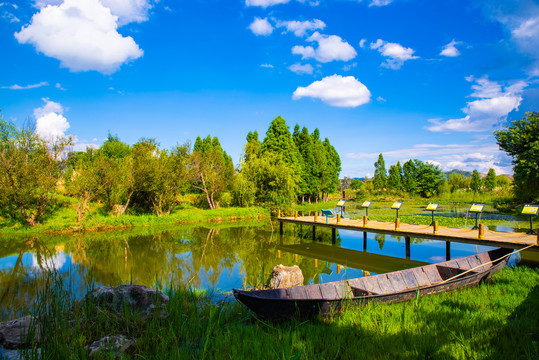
[87,335,135,358]
[0,348,40,360]
[267,265,304,289]
[0,316,40,350]
[88,285,169,318]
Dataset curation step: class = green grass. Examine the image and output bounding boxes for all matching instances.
[21,265,539,359]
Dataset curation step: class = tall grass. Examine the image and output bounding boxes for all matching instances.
[20,265,539,359]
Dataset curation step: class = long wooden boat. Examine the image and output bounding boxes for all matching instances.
[233,247,513,320]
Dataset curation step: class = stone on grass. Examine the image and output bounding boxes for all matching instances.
[267,265,304,289]
[87,335,135,358]
[0,316,40,350]
[88,285,169,319]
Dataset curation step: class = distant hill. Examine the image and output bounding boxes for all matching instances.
[444,169,474,178]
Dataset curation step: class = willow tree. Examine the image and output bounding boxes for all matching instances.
[0,115,72,226]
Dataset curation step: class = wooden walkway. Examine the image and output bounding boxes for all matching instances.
[278,216,539,251]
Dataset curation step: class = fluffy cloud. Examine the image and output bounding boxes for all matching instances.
[292,74,371,107]
[426,76,526,132]
[15,0,143,74]
[246,0,289,8]
[34,0,153,26]
[292,32,356,63]
[289,63,314,74]
[33,98,69,139]
[370,39,418,69]
[440,40,461,57]
[276,19,325,37]
[260,63,274,68]
[249,17,273,36]
[369,0,393,6]
[478,1,539,75]
[2,81,48,90]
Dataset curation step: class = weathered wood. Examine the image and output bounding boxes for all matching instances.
[422,265,443,283]
[387,271,408,291]
[401,269,419,288]
[411,268,431,286]
[376,275,396,294]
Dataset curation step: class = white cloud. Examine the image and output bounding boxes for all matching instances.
[376,96,386,103]
[440,39,461,57]
[289,63,314,74]
[426,76,526,132]
[246,0,289,8]
[260,63,274,68]
[359,39,366,48]
[276,19,325,37]
[292,74,371,107]
[33,98,69,139]
[292,32,356,63]
[478,1,539,75]
[15,0,143,74]
[249,17,273,36]
[2,81,48,90]
[34,0,154,26]
[370,39,418,69]
[369,0,393,7]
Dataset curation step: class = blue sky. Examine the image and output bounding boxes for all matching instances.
[1,0,538,177]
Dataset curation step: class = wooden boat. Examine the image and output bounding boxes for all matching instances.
[233,247,513,320]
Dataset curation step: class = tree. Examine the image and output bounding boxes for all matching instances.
[448,172,469,193]
[387,161,403,192]
[0,116,72,226]
[415,160,444,197]
[483,168,497,192]
[373,153,387,190]
[470,170,481,193]
[494,112,539,201]
[65,149,101,222]
[402,159,418,194]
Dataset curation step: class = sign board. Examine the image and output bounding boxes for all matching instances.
[521,205,539,216]
[469,204,485,213]
[361,200,372,208]
[391,201,403,210]
[336,200,346,207]
[426,203,439,211]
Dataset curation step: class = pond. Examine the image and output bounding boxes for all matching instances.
[0,220,530,320]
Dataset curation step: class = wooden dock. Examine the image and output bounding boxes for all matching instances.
[278,215,539,251]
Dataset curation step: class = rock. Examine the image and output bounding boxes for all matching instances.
[267,265,304,289]
[0,316,40,350]
[88,285,169,318]
[0,348,40,360]
[87,335,135,358]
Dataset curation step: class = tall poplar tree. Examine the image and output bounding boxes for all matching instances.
[373,153,387,190]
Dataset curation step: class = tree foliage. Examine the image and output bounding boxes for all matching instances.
[0,116,72,226]
[494,112,539,202]
[373,153,387,190]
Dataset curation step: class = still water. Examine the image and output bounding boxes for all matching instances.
[0,221,513,319]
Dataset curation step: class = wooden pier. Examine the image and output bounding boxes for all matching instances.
[278,215,539,252]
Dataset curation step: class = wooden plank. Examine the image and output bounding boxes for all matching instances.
[362,276,383,294]
[422,265,443,283]
[411,268,431,286]
[476,252,491,264]
[287,285,311,300]
[467,255,482,268]
[376,275,396,294]
[387,272,408,291]
[401,269,419,288]
[319,283,340,299]
[348,278,366,289]
[456,258,472,270]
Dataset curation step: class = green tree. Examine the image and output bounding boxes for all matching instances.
[0,116,72,226]
[483,168,497,192]
[494,112,539,201]
[448,172,469,193]
[387,161,403,192]
[321,138,341,201]
[415,160,444,197]
[402,159,418,194]
[373,153,387,190]
[471,170,482,193]
[65,148,101,222]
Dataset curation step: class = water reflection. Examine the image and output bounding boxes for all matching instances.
[0,222,529,320]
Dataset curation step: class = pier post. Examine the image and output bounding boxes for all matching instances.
[312,225,316,240]
[332,228,336,244]
[279,221,283,235]
[433,221,439,235]
[537,230,539,245]
[478,224,485,240]
[363,232,367,251]
[405,236,411,259]
[314,212,318,222]
[294,254,298,263]
[395,218,400,231]
[337,214,341,224]
[363,216,368,227]
[446,241,451,261]
[294,211,298,220]
[277,209,280,218]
